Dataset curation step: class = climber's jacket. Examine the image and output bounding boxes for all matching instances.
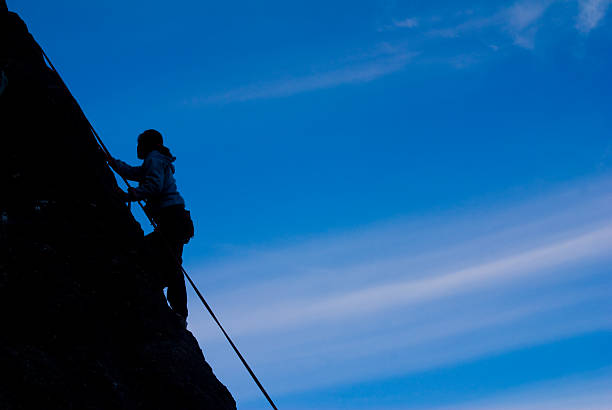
[113,150,185,213]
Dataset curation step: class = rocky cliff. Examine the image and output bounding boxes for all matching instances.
[0,5,236,409]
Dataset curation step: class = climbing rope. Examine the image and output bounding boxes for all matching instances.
[40,49,279,410]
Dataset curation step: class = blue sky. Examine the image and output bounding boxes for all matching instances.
[10,0,612,408]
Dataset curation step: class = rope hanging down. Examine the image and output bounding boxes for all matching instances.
[40,49,278,410]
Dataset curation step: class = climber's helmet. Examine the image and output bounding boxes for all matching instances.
[137,129,163,159]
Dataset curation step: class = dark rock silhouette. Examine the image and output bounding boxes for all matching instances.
[0,4,236,410]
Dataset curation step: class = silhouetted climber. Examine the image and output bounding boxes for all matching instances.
[110,130,194,326]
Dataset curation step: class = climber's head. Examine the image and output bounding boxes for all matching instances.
[137,129,164,159]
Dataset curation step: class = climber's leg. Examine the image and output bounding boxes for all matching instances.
[143,230,168,286]
[166,242,188,319]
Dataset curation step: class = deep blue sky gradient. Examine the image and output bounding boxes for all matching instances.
[14,0,612,249]
[9,0,612,408]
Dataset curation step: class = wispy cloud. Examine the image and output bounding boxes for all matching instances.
[201,224,612,336]
[505,1,552,31]
[193,49,415,104]
[503,0,552,47]
[377,16,419,31]
[431,369,612,410]
[576,0,612,32]
[428,0,553,49]
[188,175,612,397]
[394,17,419,28]
[189,0,610,106]
[424,0,609,48]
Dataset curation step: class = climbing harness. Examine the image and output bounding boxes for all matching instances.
[40,49,278,410]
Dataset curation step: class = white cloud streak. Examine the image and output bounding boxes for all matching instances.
[194,51,415,104]
[188,175,612,398]
[577,0,612,32]
[206,224,612,335]
[188,0,609,106]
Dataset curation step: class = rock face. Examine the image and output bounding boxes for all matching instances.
[0,5,236,410]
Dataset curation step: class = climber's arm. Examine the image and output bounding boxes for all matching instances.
[127,156,165,201]
[110,158,144,181]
